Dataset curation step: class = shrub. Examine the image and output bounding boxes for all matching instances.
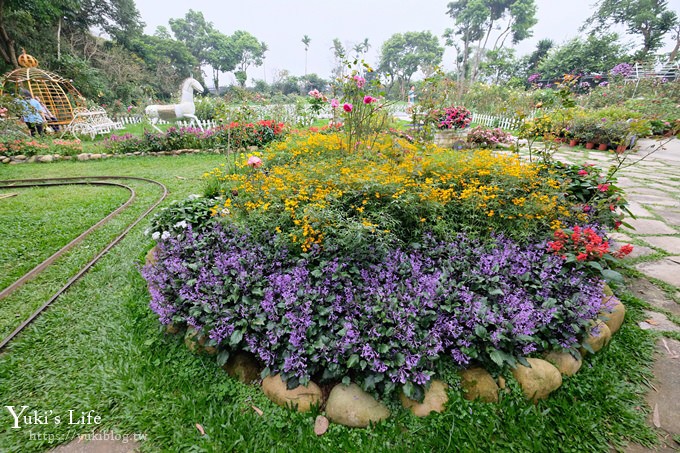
[203,132,573,255]
[143,225,604,398]
[466,126,513,147]
[429,106,472,130]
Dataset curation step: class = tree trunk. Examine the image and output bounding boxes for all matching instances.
[0,0,18,67]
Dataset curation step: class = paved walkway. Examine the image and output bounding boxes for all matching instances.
[550,138,680,451]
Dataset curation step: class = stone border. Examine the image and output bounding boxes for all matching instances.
[0,149,222,165]
[146,247,626,428]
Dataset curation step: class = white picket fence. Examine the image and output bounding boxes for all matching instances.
[471,112,523,131]
[115,116,219,129]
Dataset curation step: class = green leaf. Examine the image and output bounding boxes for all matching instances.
[347,354,360,369]
[601,269,624,284]
[229,330,243,346]
[216,350,230,366]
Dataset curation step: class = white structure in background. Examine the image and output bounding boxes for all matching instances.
[145,77,204,132]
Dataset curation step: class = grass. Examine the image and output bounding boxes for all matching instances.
[0,153,660,452]
[0,185,130,291]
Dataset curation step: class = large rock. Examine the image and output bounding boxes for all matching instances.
[399,380,449,416]
[223,352,261,384]
[325,383,390,427]
[77,153,90,161]
[511,358,562,402]
[544,351,582,376]
[581,320,612,354]
[459,367,499,403]
[598,296,625,334]
[261,374,322,413]
[39,154,53,163]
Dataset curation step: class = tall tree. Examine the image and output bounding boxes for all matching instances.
[583,0,678,60]
[169,9,215,73]
[526,38,553,73]
[301,34,311,76]
[444,0,537,81]
[230,30,267,87]
[330,38,346,79]
[378,31,444,97]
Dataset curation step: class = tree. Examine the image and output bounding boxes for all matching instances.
[0,0,143,68]
[526,38,553,73]
[302,34,311,76]
[583,0,678,60]
[330,38,346,79]
[479,47,519,84]
[230,30,267,87]
[537,33,629,80]
[444,0,537,81]
[206,31,237,93]
[378,31,444,97]
[169,9,215,73]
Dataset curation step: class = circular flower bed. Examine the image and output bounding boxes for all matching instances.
[142,131,631,406]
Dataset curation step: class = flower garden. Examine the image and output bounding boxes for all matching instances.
[1,61,679,449]
[133,70,648,427]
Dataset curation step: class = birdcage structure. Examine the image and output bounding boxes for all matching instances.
[0,50,86,126]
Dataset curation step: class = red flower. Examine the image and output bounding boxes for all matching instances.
[576,253,588,261]
[597,183,610,192]
[578,169,588,176]
[614,244,634,258]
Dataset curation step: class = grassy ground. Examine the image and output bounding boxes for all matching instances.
[0,154,659,452]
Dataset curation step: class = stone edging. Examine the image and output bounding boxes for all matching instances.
[0,149,222,165]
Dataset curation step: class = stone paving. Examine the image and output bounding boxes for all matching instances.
[550,138,680,451]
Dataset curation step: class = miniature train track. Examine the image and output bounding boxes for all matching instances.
[0,176,168,351]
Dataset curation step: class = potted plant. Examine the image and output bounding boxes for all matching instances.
[602,120,631,153]
[429,105,472,147]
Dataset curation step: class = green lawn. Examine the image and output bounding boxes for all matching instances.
[0,154,659,452]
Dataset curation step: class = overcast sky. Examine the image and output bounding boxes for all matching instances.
[132,0,680,85]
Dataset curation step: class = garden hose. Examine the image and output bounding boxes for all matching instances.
[0,176,168,351]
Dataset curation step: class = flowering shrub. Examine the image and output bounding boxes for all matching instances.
[610,63,634,78]
[429,106,472,130]
[528,73,541,84]
[203,132,571,255]
[331,66,392,151]
[466,126,513,147]
[544,161,629,231]
[548,225,633,282]
[143,225,605,397]
[103,121,286,154]
[0,138,49,156]
[307,89,327,115]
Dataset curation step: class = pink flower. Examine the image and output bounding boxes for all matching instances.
[578,169,588,176]
[247,156,263,168]
[330,98,339,109]
[597,183,610,192]
[308,89,322,99]
[343,103,353,112]
[353,75,366,88]
[363,95,377,104]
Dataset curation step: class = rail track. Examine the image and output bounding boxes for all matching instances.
[0,176,168,351]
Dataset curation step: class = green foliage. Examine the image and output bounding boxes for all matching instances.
[537,34,629,80]
[378,31,444,95]
[583,0,679,58]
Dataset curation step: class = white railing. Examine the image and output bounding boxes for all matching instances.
[114,116,219,130]
[471,112,523,131]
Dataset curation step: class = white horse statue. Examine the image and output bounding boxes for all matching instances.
[145,77,204,132]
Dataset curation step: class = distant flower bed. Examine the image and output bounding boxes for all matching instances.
[143,131,628,398]
[103,120,286,154]
[0,137,82,157]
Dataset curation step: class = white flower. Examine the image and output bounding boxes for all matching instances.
[161,231,171,240]
[188,194,201,200]
[144,228,150,236]
[174,220,188,229]
[151,231,160,240]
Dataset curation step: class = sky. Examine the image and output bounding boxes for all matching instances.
[132,0,680,86]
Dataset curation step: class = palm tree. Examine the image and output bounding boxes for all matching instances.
[302,35,311,76]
